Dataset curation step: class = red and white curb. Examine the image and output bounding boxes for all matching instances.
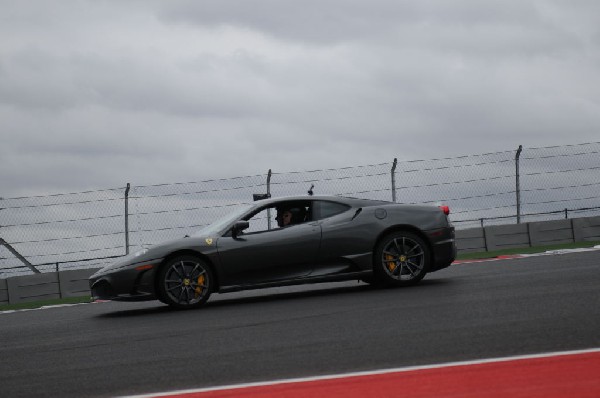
[120,348,600,398]
[0,300,102,315]
[454,245,600,264]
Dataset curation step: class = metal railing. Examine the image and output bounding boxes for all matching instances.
[1,141,599,277]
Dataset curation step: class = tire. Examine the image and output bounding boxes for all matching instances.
[373,231,430,286]
[157,255,214,309]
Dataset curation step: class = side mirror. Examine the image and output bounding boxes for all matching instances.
[231,220,249,238]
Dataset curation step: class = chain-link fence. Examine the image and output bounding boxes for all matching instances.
[128,174,268,251]
[519,143,600,222]
[1,142,599,278]
[0,188,126,276]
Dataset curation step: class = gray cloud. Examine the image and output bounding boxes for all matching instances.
[0,0,599,198]
[158,1,549,45]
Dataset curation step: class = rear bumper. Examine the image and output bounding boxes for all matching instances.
[428,227,457,272]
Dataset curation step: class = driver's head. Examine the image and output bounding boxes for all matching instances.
[276,208,293,227]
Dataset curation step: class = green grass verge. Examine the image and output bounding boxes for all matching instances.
[457,240,600,260]
[0,296,91,311]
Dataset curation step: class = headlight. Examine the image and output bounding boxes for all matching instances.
[133,248,149,257]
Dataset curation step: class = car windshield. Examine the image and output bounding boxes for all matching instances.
[191,204,254,237]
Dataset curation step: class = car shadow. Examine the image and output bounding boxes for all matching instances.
[94,304,174,318]
[95,278,452,318]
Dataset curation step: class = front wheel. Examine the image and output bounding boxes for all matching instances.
[373,231,430,286]
[157,255,214,309]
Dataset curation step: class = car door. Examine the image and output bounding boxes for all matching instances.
[216,213,321,286]
[310,200,371,275]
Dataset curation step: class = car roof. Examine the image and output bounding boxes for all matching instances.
[255,195,392,208]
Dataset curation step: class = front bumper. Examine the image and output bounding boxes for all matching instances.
[89,264,159,302]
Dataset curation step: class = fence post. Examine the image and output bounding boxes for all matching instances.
[125,183,131,255]
[267,170,272,230]
[56,262,62,298]
[0,237,40,273]
[515,145,523,224]
[482,223,489,252]
[391,158,398,203]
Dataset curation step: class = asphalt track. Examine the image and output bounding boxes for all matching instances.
[125,349,600,398]
[1,251,599,398]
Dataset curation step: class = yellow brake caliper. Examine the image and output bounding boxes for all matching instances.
[195,274,205,297]
[386,254,396,272]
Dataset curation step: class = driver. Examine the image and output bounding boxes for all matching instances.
[276,206,307,227]
[276,208,293,227]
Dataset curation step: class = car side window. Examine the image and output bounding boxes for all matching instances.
[313,201,351,220]
[244,206,275,234]
[243,201,313,234]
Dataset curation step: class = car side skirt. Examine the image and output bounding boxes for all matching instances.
[218,270,373,293]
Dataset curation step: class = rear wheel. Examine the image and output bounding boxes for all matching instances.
[157,255,213,309]
[374,231,430,286]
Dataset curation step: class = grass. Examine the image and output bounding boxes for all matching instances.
[1,241,598,311]
[0,296,92,312]
[456,240,600,260]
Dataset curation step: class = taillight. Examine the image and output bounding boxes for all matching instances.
[439,205,450,215]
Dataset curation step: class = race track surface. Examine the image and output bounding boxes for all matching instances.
[1,251,599,397]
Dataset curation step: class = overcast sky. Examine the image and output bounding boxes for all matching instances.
[1,0,599,198]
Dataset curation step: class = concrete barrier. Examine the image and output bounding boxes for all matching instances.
[573,216,600,241]
[0,278,8,305]
[455,215,600,254]
[484,223,530,251]
[58,269,100,298]
[1,268,100,305]
[529,219,574,246]
[455,228,487,253]
[6,272,61,304]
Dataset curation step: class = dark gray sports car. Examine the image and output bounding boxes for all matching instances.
[89,195,456,309]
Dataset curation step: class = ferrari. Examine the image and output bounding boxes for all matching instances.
[89,195,456,309]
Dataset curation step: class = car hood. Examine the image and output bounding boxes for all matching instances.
[90,234,216,278]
